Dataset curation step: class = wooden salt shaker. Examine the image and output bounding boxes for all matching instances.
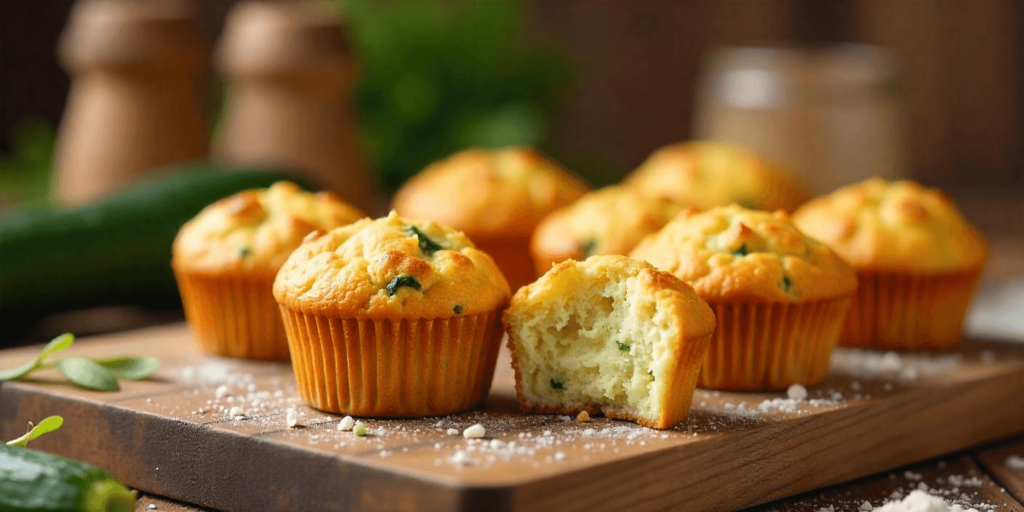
[214,2,378,214]
[52,0,209,207]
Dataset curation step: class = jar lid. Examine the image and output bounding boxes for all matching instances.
[698,44,899,108]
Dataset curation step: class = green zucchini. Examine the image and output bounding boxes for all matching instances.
[0,444,135,512]
[0,164,307,323]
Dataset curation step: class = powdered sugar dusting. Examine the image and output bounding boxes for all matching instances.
[871,490,980,512]
[830,349,964,383]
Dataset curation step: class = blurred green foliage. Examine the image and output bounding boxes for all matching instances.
[0,120,55,209]
[343,0,574,192]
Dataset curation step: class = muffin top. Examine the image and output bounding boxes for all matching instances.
[173,181,364,276]
[273,212,510,319]
[511,255,716,342]
[623,141,809,212]
[793,178,987,274]
[392,147,590,239]
[629,205,857,303]
[530,186,680,268]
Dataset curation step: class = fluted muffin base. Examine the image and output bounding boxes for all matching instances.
[842,271,981,350]
[698,299,851,390]
[279,309,503,417]
[175,272,288,360]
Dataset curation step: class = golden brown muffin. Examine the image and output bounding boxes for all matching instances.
[503,255,716,429]
[793,178,987,349]
[623,141,810,212]
[173,181,364,360]
[273,211,511,417]
[392,146,590,291]
[529,186,681,274]
[630,205,857,390]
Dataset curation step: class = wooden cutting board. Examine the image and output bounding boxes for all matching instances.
[1,324,1022,512]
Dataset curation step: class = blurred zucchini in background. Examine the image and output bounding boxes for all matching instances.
[0,165,306,321]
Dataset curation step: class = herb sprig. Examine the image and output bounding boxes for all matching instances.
[386,275,422,296]
[0,333,160,392]
[6,416,63,448]
[405,226,443,255]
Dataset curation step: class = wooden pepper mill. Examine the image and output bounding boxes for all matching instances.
[52,0,210,207]
[214,1,379,214]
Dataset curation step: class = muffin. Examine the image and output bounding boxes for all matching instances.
[530,186,680,274]
[630,205,857,390]
[623,141,809,212]
[503,255,716,429]
[173,181,364,359]
[273,212,511,417]
[793,178,987,350]
[392,146,590,291]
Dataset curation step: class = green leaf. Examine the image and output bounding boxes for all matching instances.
[616,341,630,352]
[0,333,75,382]
[5,416,63,447]
[93,357,160,380]
[58,358,120,392]
[40,333,74,360]
[0,358,40,382]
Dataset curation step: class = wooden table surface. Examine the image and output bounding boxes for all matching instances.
[133,437,1024,511]
[2,324,1022,512]
[6,239,1023,512]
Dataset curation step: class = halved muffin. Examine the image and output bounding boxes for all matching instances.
[503,255,716,429]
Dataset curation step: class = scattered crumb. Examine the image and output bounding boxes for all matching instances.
[148,505,157,510]
[228,406,243,418]
[337,416,354,431]
[860,500,873,511]
[446,428,459,436]
[1005,455,1024,470]
[463,424,486,439]
[353,422,367,437]
[285,408,298,428]
[576,411,591,422]
[787,384,808,400]
[215,385,230,398]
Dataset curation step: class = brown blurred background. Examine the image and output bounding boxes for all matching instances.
[3,0,1020,195]
[0,0,1020,341]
